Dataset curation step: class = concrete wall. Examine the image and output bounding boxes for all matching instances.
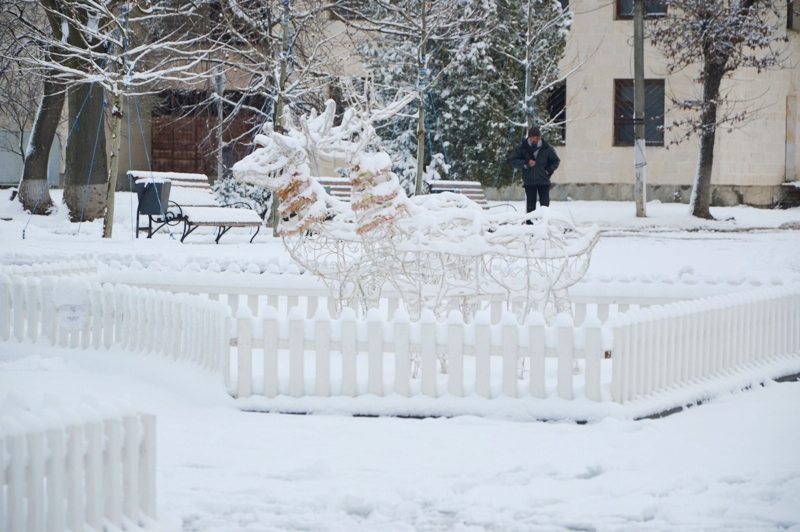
[0,131,62,187]
[492,182,785,207]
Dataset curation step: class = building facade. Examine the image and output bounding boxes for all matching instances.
[541,0,800,206]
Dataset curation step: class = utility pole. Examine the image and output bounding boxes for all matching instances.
[633,0,647,217]
[414,0,428,196]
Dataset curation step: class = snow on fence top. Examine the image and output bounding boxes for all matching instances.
[5,258,796,302]
[93,258,797,303]
[1,260,97,279]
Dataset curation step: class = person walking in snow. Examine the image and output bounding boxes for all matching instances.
[510,126,561,214]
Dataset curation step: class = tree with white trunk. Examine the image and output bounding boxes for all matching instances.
[2,0,222,232]
[0,1,60,214]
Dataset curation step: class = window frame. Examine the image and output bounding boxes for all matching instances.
[615,0,667,20]
[546,81,567,146]
[613,79,665,147]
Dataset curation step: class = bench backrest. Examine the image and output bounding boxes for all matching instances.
[130,171,219,207]
[428,180,488,208]
[129,171,209,185]
[317,176,353,201]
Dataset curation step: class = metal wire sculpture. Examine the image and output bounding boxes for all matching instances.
[233,100,599,323]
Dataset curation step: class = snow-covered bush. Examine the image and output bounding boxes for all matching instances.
[212,176,272,219]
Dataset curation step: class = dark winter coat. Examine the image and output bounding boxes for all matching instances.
[510,138,560,187]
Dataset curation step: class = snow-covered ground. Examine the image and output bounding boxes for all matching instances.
[2,190,800,530]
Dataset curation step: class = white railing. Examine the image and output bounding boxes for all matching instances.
[0,274,231,384]
[609,284,800,403]
[0,396,156,532]
[234,307,610,402]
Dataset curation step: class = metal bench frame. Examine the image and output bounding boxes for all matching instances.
[131,172,263,243]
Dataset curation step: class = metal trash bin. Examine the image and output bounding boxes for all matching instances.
[136,180,172,217]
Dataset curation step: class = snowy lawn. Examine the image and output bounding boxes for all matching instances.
[2,190,800,530]
[2,342,799,531]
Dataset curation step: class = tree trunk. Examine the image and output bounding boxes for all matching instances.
[64,83,108,222]
[689,68,724,220]
[17,73,64,214]
[102,93,123,238]
[415,92,426,196]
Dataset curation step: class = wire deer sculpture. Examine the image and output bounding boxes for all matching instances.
[233,98,599,324]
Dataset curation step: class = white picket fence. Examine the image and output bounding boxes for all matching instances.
[2,264,798,408]
[609,284,800,402]
[232,284,800,405]
[0,398,155,532]
[0,273,231,383]
[103,282,656,331]
[235,307,609,401]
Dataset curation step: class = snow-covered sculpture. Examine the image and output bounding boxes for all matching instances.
[233,100,599,323]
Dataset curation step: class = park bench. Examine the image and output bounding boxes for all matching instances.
[317,176,353,201]
[130,171,263,243]
[428,180,489,208]
[313,177,494,210]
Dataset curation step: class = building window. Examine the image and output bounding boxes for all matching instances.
[152,90,268,177]
[546,82,566,145]
[616,0,666,19]
[789,0,800,31]
[613,79,664,147]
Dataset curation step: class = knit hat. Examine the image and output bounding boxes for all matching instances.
[527,126,541,138]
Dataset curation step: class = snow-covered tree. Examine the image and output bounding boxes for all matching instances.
[3,0,223,230]
[211,171,273,218]
[429,0,572,187]
[348,0,572,191]
[0,1,60,214]
[649,0,789,219]
[337,0,493,194]
[164,0,355,185]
